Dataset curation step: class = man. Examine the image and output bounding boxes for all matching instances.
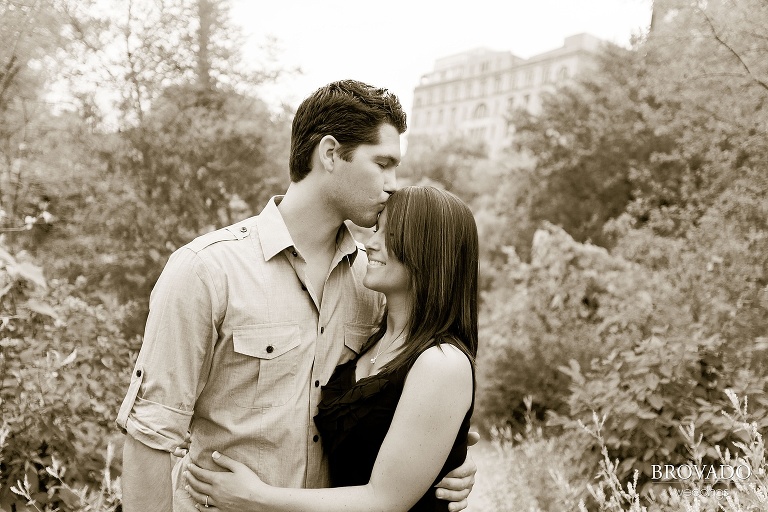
[117,80,476,512]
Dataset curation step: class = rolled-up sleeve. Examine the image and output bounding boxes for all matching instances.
[116,247,219,452]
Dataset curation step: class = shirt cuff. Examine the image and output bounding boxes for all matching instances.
[116,366,193,452]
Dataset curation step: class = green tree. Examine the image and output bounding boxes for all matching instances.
[0,0,87,237]
[21,0,292,331]
[507,42,664,248]
[400,135,489,198]
[479,0,768,492]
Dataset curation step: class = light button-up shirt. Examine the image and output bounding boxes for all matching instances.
[116,197,382,510]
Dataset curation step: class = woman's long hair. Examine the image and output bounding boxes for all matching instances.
[364,186,479,373]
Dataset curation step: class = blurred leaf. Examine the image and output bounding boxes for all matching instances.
[0,246,16,266]
[12,262,47,289]
[23,299,58,319]
[647,394,664,410]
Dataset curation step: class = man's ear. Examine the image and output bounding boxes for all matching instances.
[318,135,339,173]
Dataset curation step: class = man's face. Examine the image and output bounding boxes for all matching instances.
[331,123,401,228]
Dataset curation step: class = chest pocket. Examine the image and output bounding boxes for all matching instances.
[340,323,376,364]
[231,323,301,409]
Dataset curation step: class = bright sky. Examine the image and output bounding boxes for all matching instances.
[231,0,653,117]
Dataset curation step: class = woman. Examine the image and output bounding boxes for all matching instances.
[185,186,478,512]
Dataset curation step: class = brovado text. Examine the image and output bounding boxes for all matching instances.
[652,464,752,482]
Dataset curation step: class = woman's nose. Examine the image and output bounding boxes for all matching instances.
[365,232,381,253]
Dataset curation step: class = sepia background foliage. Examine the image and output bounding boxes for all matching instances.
[1,0,767,510]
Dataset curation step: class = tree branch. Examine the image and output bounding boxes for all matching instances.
[698,6,768,93]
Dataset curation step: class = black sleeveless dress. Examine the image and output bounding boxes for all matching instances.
[313,346,474,512]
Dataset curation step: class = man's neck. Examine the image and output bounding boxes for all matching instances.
[277,181,342,259]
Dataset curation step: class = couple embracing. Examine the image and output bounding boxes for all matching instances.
[117,80,480,512]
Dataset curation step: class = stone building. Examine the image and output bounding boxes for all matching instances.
[408,33,603,158]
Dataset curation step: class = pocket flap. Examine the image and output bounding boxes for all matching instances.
[233,323,300,359]
[344,323,376,354]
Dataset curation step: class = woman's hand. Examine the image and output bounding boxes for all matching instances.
[185,451,267,512]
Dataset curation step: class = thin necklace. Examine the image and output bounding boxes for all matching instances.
[370,327,407,364]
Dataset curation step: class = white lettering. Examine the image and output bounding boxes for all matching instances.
[735,464,752,480]
[677,464,693,480]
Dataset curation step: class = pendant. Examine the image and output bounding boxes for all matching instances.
[370,357,376,364]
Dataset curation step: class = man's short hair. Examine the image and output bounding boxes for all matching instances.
[289,80,407,182]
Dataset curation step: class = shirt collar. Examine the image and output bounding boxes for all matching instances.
[256,196,359,266]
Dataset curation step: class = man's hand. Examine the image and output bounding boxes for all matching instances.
[434,431,480,511]
[172,431,192,458]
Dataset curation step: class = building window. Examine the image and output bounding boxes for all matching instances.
[473,103,488,119]
[426,111,432,125]
[542,66,551,84]
[509,72,516,90]
[437,109,444,124]
[525,69,534,86]
[415,97,422,108]
[558,66,570,81]
[450,107,457,124]
[469,127,487,142]
[480,61,489,73]
[494,76,502,93]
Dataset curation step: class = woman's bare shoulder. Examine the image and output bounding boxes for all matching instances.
[409,343,472,382]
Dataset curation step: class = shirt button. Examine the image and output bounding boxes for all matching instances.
[136,369,142,377]
[313,435,319,442]
[292,250,298,257]
[320,327,324,334]
[266,345,274,353]
[314,380,320,387]
[301,284,307,291]
[240,226,247,233]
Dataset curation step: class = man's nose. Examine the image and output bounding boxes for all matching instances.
[383,168,397,193]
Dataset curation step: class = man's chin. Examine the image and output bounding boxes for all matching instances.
[350,216,378,229]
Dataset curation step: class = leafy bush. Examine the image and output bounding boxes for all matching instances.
[579,391,768,512]
[477,214,768,488]
[477,222,685,432]
[0,241,136,511]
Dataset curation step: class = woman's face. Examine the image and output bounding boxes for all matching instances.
[362,208,411,296]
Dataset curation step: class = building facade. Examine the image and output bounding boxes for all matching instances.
[409,33,603,158]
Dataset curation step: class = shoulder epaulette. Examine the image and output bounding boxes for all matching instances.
[185,221,251,253]
[186,229,238,253]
